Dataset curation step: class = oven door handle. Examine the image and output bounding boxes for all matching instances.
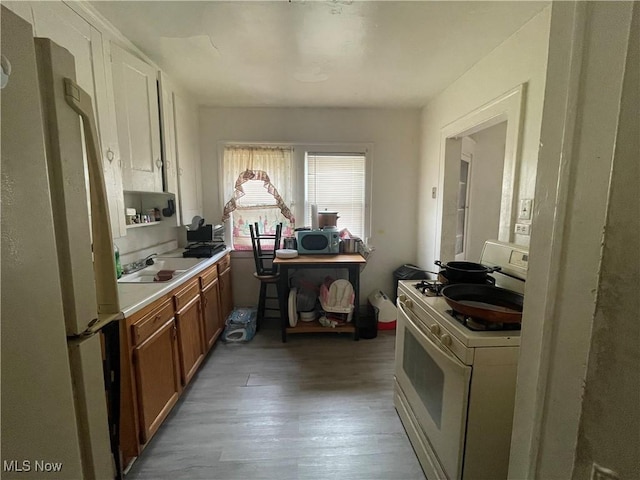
[398,299,463,364]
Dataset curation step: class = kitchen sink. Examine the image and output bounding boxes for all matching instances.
[117,257,204,283]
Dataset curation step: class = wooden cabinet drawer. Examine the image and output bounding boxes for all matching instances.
[132,299,174,346]
[199,264,218,289]
[217,253,231,273]
[174,278,200,312]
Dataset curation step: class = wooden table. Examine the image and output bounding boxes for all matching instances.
[273,253,367,342]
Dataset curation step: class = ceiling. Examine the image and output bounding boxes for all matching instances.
[91,1,549,108]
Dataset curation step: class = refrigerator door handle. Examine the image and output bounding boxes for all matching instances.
[64,78,120,316]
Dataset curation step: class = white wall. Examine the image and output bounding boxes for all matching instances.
[199,108,421,306]
[417,7,551,268]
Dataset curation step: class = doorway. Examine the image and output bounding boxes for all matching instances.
[436,85,524,262]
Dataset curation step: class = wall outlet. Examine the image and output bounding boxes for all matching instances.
[515,223,531,235]
[519,198,533,219]
[590,463,619,480]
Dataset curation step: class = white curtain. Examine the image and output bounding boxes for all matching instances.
[222,146,293,208]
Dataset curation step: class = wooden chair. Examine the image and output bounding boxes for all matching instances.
[249,222,283,330]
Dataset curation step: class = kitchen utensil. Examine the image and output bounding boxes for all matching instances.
[341,238,358,253]
[434,260,501,283]
[162,199,175,217]
[275,249,298,259]
[440,284,523,324]
[283,237,297,249]
[189,215,203,231]
[288,288,298,327]
[299,310,316,322]
[318,211,339,229]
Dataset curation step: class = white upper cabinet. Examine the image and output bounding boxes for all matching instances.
[158,72,181,225]
[29,1,127,238]
[110,42,163,193]
[173,91,203,224]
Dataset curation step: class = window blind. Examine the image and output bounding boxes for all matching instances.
[306,153,366,238]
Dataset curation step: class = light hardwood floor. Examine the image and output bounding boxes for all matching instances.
[125,320,426,480]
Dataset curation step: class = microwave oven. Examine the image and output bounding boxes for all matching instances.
[296,229,340,254]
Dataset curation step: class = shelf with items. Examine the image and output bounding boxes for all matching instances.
[123,191,178,228]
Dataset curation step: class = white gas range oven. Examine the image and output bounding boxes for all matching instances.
[394,241,528,480]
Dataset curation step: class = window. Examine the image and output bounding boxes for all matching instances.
[222,146,295,250]
[305,153,366,238]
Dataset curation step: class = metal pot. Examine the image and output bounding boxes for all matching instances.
[283,237,297,249]
[434,260,501,283]
[340,238,357,253]
[441,284,524,324]
[318,211,339,229]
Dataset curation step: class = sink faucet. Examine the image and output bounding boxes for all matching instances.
[143,253,158,266]
[122,253,158,275]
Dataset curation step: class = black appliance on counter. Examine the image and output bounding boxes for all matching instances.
[183,223,226,258]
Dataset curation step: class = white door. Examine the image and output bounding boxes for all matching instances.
[111,42,163,192]
[395,299,472,479]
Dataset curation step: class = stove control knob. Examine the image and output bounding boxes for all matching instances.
[440,333,452,347]
[404,299,413,308]
[430,324,441,336]
[398,294,407,303]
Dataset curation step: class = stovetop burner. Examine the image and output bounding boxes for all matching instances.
[413,279,443,296]
[446,309,521,331]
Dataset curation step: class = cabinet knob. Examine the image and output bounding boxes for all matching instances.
[179,167,184,176]
[106,148,115,162]
[155,158,162,169]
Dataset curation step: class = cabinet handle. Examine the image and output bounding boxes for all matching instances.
[106,148,115,163]
[155,314,162,322]
[156,158,162,169]
[203,297,208,307]
[172,324,177,339]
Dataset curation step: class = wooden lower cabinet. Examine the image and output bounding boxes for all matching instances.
[121,254,233,467]
[175,294,204,386]
[201,278,222,350]
[218,264,233,325]
[133,317,181,444]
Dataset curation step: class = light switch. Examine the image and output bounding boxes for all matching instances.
[519,199,532,220]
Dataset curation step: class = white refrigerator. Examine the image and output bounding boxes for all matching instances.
[1,7,122,480]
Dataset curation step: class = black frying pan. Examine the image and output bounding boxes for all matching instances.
[441,284,524,324]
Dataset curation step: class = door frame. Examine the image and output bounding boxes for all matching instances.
[435,84,525,262]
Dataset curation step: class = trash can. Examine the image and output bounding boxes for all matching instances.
[393,264,429,301]
[358,311,378,340]
[369,290,397,331]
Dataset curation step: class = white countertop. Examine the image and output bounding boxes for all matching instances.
[117,247,231,317]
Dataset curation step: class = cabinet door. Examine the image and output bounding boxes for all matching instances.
[158,72,181,225]
[202,279,222,351]
[173,91,202,222]
[219,266,234,325]
[30,2,127,237]
[134,318,181,444]
[175,295,204,386]
[110,42,162,192]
